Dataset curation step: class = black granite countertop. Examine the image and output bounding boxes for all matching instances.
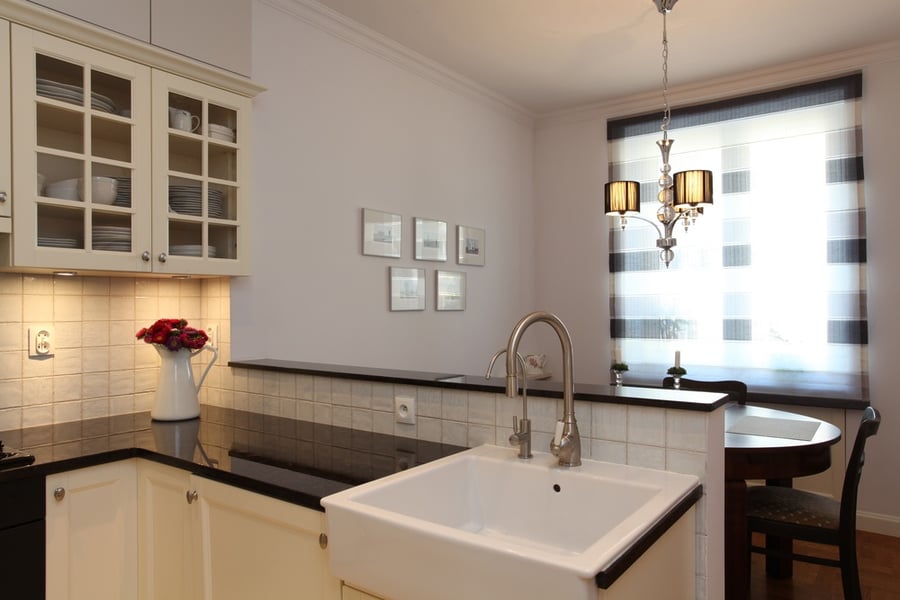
[229,359,732,411]
[0,405,465,512]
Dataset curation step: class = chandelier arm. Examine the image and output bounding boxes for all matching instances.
[620,213,665,238]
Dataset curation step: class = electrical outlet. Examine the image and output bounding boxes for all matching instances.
[28,325,55,358]
[394,395,416,425]
[206,325,216,348]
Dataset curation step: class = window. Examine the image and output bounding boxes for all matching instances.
[607,74,866,399]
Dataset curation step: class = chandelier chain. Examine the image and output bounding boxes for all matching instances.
[660,10,670,136]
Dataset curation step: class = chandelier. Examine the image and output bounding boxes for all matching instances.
[604,0,713,268]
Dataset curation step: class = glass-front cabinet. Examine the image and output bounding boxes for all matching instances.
[151,70,250,276]
[6,24,251,276]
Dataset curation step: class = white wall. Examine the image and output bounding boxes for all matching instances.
[233,0,538,375]
[533,44,900,532]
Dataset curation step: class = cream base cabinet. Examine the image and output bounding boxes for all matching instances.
[45,460,139,600]
[193,475,341,600]
[137,460,341,600]
[137,460,197,600]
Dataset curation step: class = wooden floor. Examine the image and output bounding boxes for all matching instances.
[749,530,900,599]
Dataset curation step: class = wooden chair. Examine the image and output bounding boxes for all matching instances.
[661,376,748,404]
[746,406,881,600]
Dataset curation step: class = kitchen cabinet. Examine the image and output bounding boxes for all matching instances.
[26,0,150,42]
[0,20,11,232]
[27,0,250,76]
[5,23,252,276]
[0,474,45,599]
[45,460,138,600]
[150,0,252,77]
[137,460,341,600]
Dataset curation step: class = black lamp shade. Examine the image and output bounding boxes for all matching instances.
[673,170,713,208]
[605,180,640,215]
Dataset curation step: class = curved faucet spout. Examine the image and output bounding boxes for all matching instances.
[505,311,581,467]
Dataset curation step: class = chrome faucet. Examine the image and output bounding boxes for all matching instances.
[504,311,581,467]
[485,349,532,459]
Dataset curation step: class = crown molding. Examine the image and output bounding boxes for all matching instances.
[537,39,900,130]
[257,0,534,126]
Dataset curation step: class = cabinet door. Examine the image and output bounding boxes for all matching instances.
[151,69,252,275]
[10,25,152,272]
[192,476,341,600]
[0,20,11,229]
[151,0,251,76]
[26,0,150,42]
[136,460,196,600]
[46,460,138,600]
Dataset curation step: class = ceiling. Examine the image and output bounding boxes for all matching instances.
[312,0,900,114]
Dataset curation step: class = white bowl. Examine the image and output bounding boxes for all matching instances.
[45,178,80,201]
[78,176,118,204]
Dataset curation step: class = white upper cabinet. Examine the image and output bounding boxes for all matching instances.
[0,1,261,276]
[26,0,251,76]
[9,25,154,273]
[26,0,150,41]
[151,70,252,275]
[151,0,252,77]
[0,20,11,230]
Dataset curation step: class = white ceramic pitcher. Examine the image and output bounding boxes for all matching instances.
[151,345,218,421]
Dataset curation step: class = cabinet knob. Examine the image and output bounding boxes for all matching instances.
[186,489,199,504]
[0,191,7,202]
[53,487,66,501]
[318,533,328,549]
[158,252,168,263]
[142,251,151,262]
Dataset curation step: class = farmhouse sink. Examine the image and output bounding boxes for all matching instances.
[322,444,700,600]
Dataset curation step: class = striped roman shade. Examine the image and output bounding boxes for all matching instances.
[607,74,867,398]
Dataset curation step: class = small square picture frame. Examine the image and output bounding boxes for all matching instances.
[436,270,466,311]
[362,208,402,258]
[389,266,426,311]
[457,225,485,266]
[414,217,448,262]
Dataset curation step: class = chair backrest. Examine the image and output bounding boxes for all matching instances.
[661,377,748,404]
[839,406,881,537]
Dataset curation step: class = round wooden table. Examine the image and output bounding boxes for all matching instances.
[724,404,842,600]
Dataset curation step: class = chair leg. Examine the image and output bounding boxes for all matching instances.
[839,541,861,600]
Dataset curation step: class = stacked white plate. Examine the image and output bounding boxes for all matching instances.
[92,225,131,252]
[36,78,117,114]
[170,244,217,257]
[208,123,236,142]
[38,236,80,248]
[169,185,226,218]
[114,177,132,207]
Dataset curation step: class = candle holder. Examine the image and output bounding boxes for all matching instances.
[667,366,687,389]
[611,362,629,386]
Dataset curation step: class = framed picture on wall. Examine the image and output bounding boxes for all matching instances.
[414,218,448,261]
[362,208,402,258]
[457,225,485,266]
[436,270,466,311]
[390,267,426,311]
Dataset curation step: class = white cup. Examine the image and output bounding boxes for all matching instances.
[168,107,200,133]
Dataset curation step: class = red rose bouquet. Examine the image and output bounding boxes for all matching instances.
[136,318,208,351]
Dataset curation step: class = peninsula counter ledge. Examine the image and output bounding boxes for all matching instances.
[229,359,733,412]
[0,406,466,510]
